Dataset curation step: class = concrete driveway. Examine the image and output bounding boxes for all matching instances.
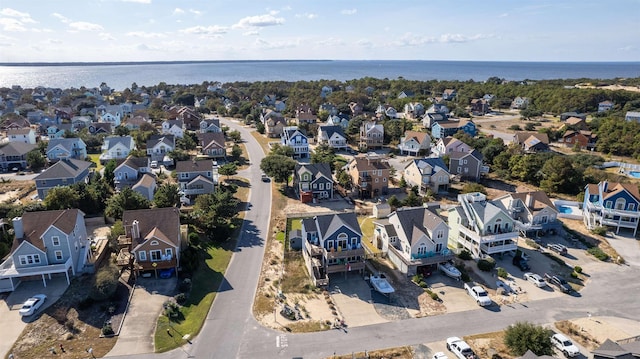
[0,277,69,357]
[106,277,176,356]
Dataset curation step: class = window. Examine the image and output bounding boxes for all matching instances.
[165,248,173,258]
[139,251,147,261]
[375,178,379,183]
[615,198,625,210]
[457,167,462,173]
[55,250,63,261]
[18,254,40,265]
[151,240,159,246]
[605,201,612,209]
[319,183,324,190]
[383,177,387,182]
[150,250,162,261]
[181,173,188,178]
[628,203,636,211]
[436,243,443,253]
[417,244,427,255]
[436,230,444,239]
[52,236,60,246]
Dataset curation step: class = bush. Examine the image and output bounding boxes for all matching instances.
[188,232,200,246]
[77,297,94,310]
[573,266,582,274]
[90,262,120,301]
[180,246,200,274]
[497,267,508,278]
[164,301,181,319]
[477,258,496,272]
[570,271,578,278]
[102,323,114,336]
[179,278,192,292]
[591,226,607,236]
[458,250,472,260]
[504,321,553,356]
[587,247,610,261]
[175,293,187,305]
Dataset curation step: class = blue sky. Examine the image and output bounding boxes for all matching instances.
[0,0,638,62]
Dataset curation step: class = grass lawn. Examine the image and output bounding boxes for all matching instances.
[88,153,103,171]
[250,131,275,154]
[358,216,381,255]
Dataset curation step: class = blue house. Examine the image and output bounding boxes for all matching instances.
[34,158,92,200]
[300,212,364,286]
[46,138,88,162]
[583,181,640,235]
[281,126,309,159]
[431,119,477,139]
[0,209,91,292]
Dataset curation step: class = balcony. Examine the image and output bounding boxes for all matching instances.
[459,225,518,243]
[326,261,365,274]
[134,257,178,271]
[117,234,132,248]
[388,245,454,266]
[326,245,365,260]
[480,240,518,254]
[304,240,324,257]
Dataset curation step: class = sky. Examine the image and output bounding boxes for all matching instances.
[0,0,639,63]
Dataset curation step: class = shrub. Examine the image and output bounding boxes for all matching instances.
[587,247,610,261]
[573,265,582,274]
[477,258,496,272]
[504,321,553,356]
[188,232,200,246]
[419,281,428,288]
[180,246,200,274]
[570,271,578,278]
[77,297,94,310]
[102,323,114,336]
[591,226,607,236]
[164,301,181,319]
[458,250,472,260]
[90,262,120,301]
[412,274,423,283]
[497,267,508,278]
[179,278,192,292]
[175,293,187,305]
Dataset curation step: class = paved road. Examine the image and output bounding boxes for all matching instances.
[117,119,640,359]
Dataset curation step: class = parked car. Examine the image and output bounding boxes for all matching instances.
[523,272,548,288]
[544,273,572,293]
[261,173,270,182]
[463,283,492,306]
[551,333,580,357]
[19,294,47,316]
[547,243,568,255]
[512,256,530,271]
[432,352,449,359]
[150,160,158,168]
[446,337,478,359]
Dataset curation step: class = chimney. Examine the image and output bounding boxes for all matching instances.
[132,220,140,240]
[12,217,24,239]
[526,193,534,208]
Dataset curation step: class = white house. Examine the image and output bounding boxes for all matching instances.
[7,128,36,144]
[161,119,185,138]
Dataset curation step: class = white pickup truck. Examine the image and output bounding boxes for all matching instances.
[463,283,492,306]
[446,337,478,359]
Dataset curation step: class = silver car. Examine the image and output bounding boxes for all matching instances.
[524,272,548,288]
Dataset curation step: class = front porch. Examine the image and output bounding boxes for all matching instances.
[0,257,74,292]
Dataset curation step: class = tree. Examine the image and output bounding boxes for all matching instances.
[114,125,130,136]
[103,159,117,188]
[336,169,352,189]
[231,144,242,160]
[26,150,45,171]
[218,162,238,179]
[105,187,151,220]
[260,154,296,186]
[539,156,582,194]
[177,132,197,151]
[503,322,553,357]
[44,186,80,210]
[90,262,120,301]
[255,121,265,134]
[192,186,240,233]
[154,183,181,208]
[269,143,295,157]
[228,130,242,143]
[310,144,337,171]
[168,149,190,162]
[388,195,401,209]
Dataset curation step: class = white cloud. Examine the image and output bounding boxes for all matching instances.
[69,21,104,32]
[189,9,202,16]
[316,37,344,47]
[120,0,151,3]
[126,31,167,38]
[52,13,71,24]
[173,8,185,15]
[439,33,490,43]
[499,13,509,18]
[232,14,284,29]
[47,38,63,44]
[355,39,373,48]
[99,32,116,41]
[0,8,36,23]
[392,32,491,47]
[341,9,357,15]
[254,37,299,50]
[31,28,53,33]
[243,30,259,36]
[295,13,317,19]
[180,25,228,36]
[0,18,26,31]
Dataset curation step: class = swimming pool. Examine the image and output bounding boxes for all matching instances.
[558,205,573,214]
[629,171,640,178]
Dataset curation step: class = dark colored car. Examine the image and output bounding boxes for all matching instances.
[512,256,530,271]
[544,273,572,293]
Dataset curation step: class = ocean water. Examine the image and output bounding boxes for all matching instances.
[0,60,638,91]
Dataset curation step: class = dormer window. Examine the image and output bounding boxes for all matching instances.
[151,240,159,246]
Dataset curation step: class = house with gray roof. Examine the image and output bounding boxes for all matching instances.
[196,132,226,158]
[175,160,219,204]
[374,206,453,276]
[0,209,90,292]
[293,163,333,202]
[7,128,36,144]
[114,156,152,192]
[46,138,87,162]
[300,212,364,286]
[493,191,561,237]
[34,158,92,199]
[449,149,485,182]
[403,158,450,194]
[146,135,175,163]
[625,111,640,123]
[0,142,36,171]
[592,338,640,359]
[199,118,222,133]
[99,136,135,164]
[281,126,309,159]
[447,192,519,259]
[132,174,157,202]
[318,125,348,150]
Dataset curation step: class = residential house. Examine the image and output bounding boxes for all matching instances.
[300,212,365,286]
[403,158,450,194]
[121,207,184,277]
[432,136,471,158]
[448,192,519,258]
[326,114,350,129]
[199,118,222,133]
[482,94,495,103]
[561,130,597,149]
[513,132,550,153]
[359,121,384,150]
[373,207,453,276]
[592,338,640,359]
[196,132,226,158]
[625,111,640,123]
[34,158,92,199]
[175,160,219,204]
[274,100,286,112]
[161,119,185,138]
[349,102,364,117]
[71,116,91,130]
[583,181,640,235]
[125,115,150,131]
[403,102,425,119]
[46,138,87,162]
[0,209,90,292]
[46,124,74,139]
[346,153,391,199]
[318,103,338,116]
[7,128,36,144]
[176,107,202,130]
[397,90,415,99]
[113,156,151,192]
[132,174,158,202]
[281,127,309,159]
[449,149,485,181]
[510,97,530,109]
[376,104,398,119]
[295,104,317,125]
[561,116,589,131]
[431,119,477,139]
[146,135,175,163]
[597,101,614,113]
[426,103,450,115]
[0,142,36,171]
[398,130,431,156]
[442,89,457,101]
[320,86,333,98]
[261,110,287,138]
[293,163,333,202]
[98,105,121,127]
[470,99,490,116]
[422,112,448,129]
[345,85,355,93]
[100,136,135,164]
[26,110,45,123]
[88,122,112,135]
[560,112,587,122]
[318,125,348,150]
[493,191,561,237]
[263,94,277,106]
[54,107,73,121]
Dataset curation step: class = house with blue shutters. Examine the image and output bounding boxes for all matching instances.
[300,212,364,286]
[294,163,333,202]
[281,126,309,159]
[46,138,87,162]
[431,119,476,139]
[583,181,640,236]
[34,158,92,199]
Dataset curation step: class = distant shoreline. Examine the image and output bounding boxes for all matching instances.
[1,60,639,67]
